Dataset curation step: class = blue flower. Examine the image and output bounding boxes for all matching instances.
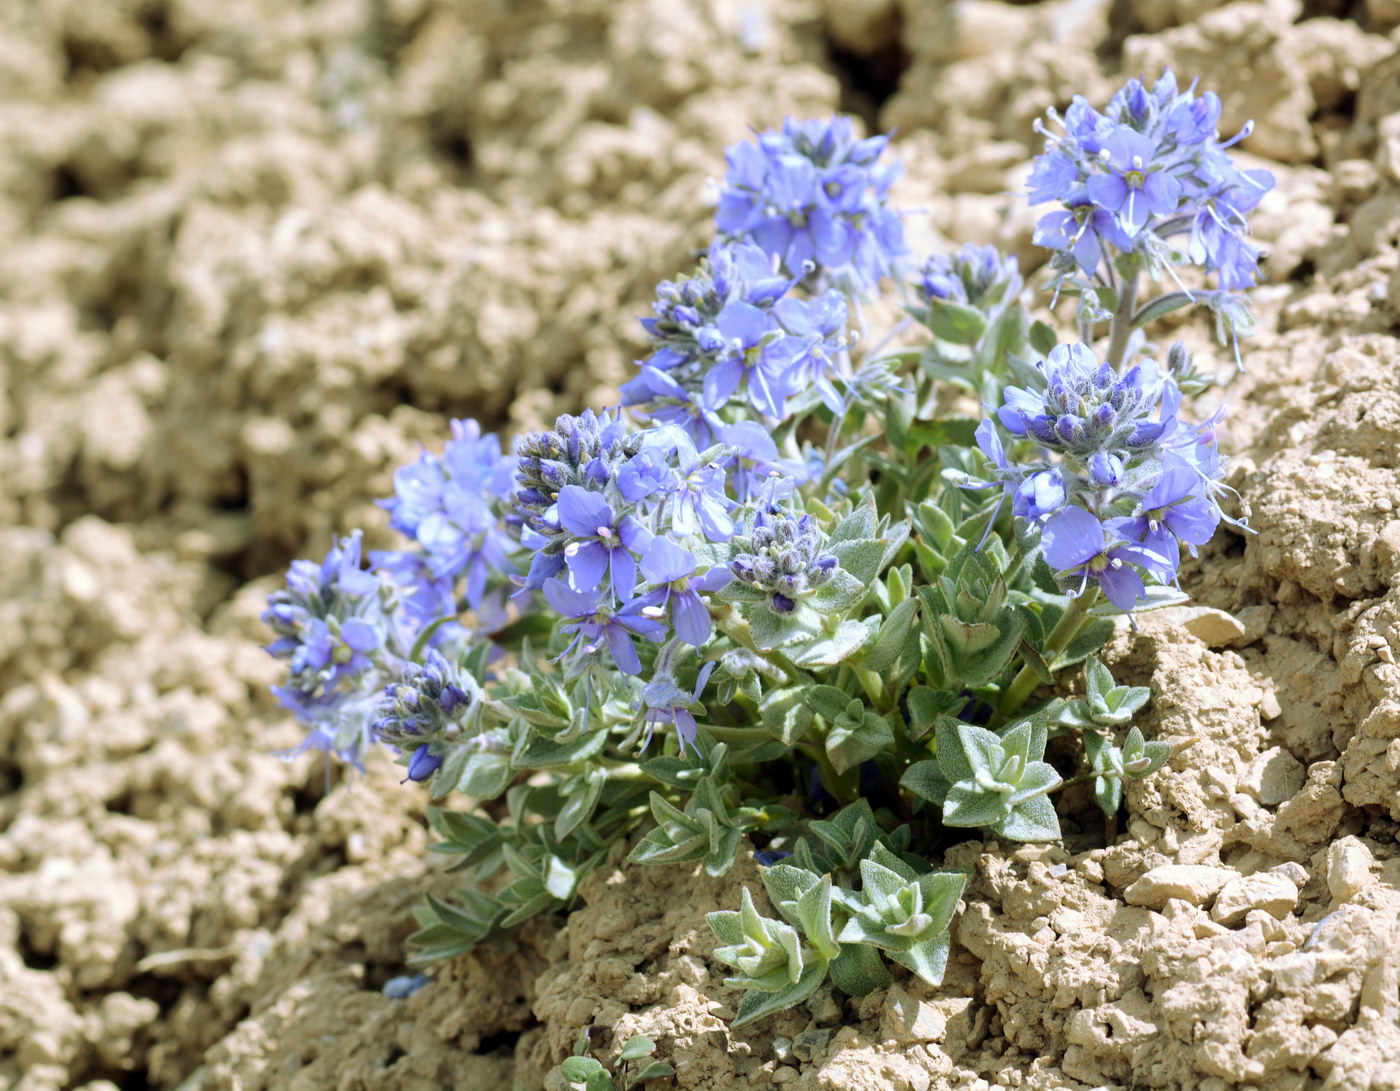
[730,506,837,613]
[1033,196,1134,277]
[1028,71,1274,289]
[1086,128,1181,236]
[996,344,1164,458]
[263,532,393,769]
[702,300,794,419]
[555,484,653,597]
[1118,462,1221,568]
[721,420,806,504]
[716,116,905,291]
[620,366,723,447]
[772,290,849,414]
[635,537,732,645]
[1040,507,1170,612]
[542,579,667,675]
[918,243,1023,309]
[638,661,716,754]
[641,429,735,543]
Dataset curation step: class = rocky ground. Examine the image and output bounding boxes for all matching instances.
[2,0,1400,1088]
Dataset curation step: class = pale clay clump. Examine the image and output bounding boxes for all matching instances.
[1,0,1400,1089]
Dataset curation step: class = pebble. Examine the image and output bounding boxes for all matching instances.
[1212,873,1299,925]
[791,1029,831,1062]
[1180,607,1247,647]
[1123,864,1236,909]
[1240,747,1306,806]
[884,986,946,1042]
[1327,837,1376,902]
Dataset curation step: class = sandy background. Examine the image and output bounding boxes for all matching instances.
[2,0,1400,1088]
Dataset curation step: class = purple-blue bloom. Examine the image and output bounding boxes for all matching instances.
[636,537,732,646]
[1028,70,1274,289]
[703,300,794,419]
[721,420,806,503]
[638,661,717,754]
[1040,507,1167,612]
[1085,128,1181,236]
[555,484,652,598]
[543,579,667,675]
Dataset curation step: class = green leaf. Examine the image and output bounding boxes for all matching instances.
[905,417,980,453]
[862,596,920,674]
[993,792,1061,842]
[1028,319,1058,356]
[617,1036,656,1062]
[826,710,894,774]
[457,750,513,800]
[731,961,829,1027]
[806,684,854,722]
[1132,290,1196,329]
[517,729,608,769]
[900,760,950,806]
[889,934,952,986]
[791,618,878,669]
[747,603,817,651]
[760,688,815,745]
[561,1056,605,1081]
[926,298,988,345]
[828,941,892,996]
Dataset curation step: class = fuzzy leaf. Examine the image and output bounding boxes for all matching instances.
[825,710,894,774]
[862,596,920,674]
[993,792,1061,842]
[731,961,829,1027]
[457,750,513,800]
[900,760,950,806]
[828,942,892,996]
[926,298,988,345]
[791,618,878,669]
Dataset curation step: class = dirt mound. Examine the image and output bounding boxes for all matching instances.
[1,0,1398,1088]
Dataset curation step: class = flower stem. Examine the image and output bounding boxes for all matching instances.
[998,589,1098,720]
[1104,270,1139,370]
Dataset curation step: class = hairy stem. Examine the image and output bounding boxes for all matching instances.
[998,589,1099,719]
[1104,271,1139,370]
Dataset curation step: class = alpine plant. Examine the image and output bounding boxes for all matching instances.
[263,77,1264,1028]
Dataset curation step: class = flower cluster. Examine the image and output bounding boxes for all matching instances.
[716,116,906,292]
[374,650,486,781]
[621,240,851,439]
[263,532,396,767]
[918,243,1023,312]
[1029,70,1274,292]
[976,342,1229,612]
[730,506,838,614]
[376,419,517,629]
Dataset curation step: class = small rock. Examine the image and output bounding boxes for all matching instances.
[1326,837,1376,902]
[772,1067,797,1084]
[791,1028,831,1062]
[1180,607,1247,647]
[883,986,946,1043]
[772,1037,794,1064]
[1240,747,1306,806]
[807,989,843,1027]
[1212,873,1299,925]
[1271,862,1308,886]
[1123,865,1236,909]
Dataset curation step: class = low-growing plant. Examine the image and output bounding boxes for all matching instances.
[264,74,1267,1025]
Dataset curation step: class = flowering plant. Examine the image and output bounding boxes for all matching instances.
[265,73,1262,1027]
